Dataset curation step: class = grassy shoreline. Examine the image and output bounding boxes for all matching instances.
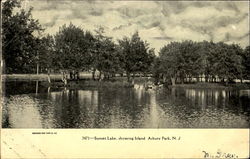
[170,82,250,90]
[2,74,250,90]
[2,73,92,81]
[40,80,134,89]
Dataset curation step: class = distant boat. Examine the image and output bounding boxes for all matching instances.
[146,84,153,89]
[144,81,154,89]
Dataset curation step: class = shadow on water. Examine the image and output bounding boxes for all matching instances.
[3,81,50,96]
[2,81,250,128]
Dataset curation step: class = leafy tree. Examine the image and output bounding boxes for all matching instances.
[158,42,181,85]
[241,46,250,80]
[197,41,217,82]
[158,40,245,85]
[100,41,121,79]
[38,35,55,73]
[118,32,155,82]
[177,40,203,83]
[158,41,203,85]
[54,23,94,74]
[152,57,165,84]
[2,0,43,73]
[229,44,244,81]
[91,27,120,80]
[211,42,243,83]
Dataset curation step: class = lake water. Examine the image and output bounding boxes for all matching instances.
[2,81,250,128]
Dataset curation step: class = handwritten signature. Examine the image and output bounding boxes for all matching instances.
[202,150,238,159]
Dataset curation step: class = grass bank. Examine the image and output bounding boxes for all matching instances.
[40,79,134,89]
[2,73,92,81]
[170,82,250,90]
[3,74,149,89]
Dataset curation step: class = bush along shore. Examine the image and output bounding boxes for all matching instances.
[3,73,250,90]
[38,79,250,90]
[40,79,135,89]
[168,82,250,90]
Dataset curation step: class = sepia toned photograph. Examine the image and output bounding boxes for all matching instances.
[1,0,250,129]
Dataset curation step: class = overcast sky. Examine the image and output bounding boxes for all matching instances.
[22,0,249,52]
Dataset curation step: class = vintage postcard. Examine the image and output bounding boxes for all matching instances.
[1,0,249,158]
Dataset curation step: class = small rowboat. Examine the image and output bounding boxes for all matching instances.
[146,84,153,89]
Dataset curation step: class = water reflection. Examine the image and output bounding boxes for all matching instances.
[2,82,250,128]
[3,95,43,128]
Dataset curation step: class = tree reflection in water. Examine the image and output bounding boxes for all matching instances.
[2,82,250,128]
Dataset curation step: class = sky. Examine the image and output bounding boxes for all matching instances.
[21,0,249,53]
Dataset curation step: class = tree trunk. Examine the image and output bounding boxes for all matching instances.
[132,73,135,83]
[240,72,243,83]
[196,76,200,82]
[181,77,184,84]
[225,78,229,85]
[222,78,225,83]
[70,71,73,80]
[205,76,208,82]
[36,63,39,75]
[76,71,80,80]
[162,75,166,83]
[62,71,67,86]
[47,69,51,84]
[99,71,102,81]
[103,72,107,80]
[171,77,176,86]
[209,76,212,83]
[127,72,131,82]
[73,70,76,80]
[61,72,64,83]
[92,69,96,80]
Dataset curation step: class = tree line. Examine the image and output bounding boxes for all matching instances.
[2,0,250,84]
[36,24,155,82]
[2,0,155,83]
[154,41,250,85]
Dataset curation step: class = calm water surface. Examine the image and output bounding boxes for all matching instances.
[2,81,250,128]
